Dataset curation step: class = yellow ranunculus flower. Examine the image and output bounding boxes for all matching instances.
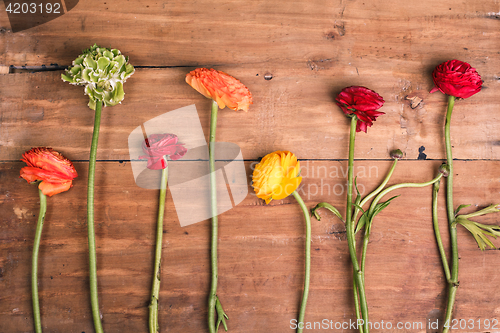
[252,151,302,204]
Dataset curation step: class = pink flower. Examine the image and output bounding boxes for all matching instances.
[139,134,187,170]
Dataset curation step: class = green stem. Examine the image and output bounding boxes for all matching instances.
[432,180,451,283]
[149,164,168,333]
[353,159,398,225]
[291,191,311,333]
[208,100,219,333]
[352,273,364,333]
[345,117,369,333]
[360,173,444,276]
[88,99,104,333]
[32,189,46,333]
[443,95,457,333]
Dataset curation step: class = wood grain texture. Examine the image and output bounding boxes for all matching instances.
[1,0,500,332]
[1,161,499,332]
[0,69,499,162]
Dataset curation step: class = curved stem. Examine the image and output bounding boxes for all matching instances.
[443,95,457,333]
[353,159,398,225]
[88,99,104,333]
[345,117,369,333]
[149,164,168,333]
[32,189,46,333]
[368,174,443,216]
[360,173,443,280]
[208,100,219,333]
[432,180,451,283]
[291,191,311,333]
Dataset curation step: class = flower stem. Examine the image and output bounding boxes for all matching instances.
[345,117,369,333]
[443,95,457,333]
[88,99,104,333]
[32,189,46,333]
[149,164,168,333]
[360,173,444,274]
[432,180,451,283]
[208,100,221,333]
[353,159,398,225]
[291,191,311,333]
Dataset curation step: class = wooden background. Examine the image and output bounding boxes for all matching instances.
[1,0,499,332]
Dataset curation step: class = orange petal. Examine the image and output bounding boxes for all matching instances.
[38,181,73,197]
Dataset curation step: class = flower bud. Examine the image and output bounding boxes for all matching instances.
[439,164,450,177]
[390,149,403,160]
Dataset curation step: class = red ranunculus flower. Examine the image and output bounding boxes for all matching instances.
[139,133,187,170]
[336,86,385,133]
[186,68,253,111]
[20,147,78,196]
[430,60,482,99]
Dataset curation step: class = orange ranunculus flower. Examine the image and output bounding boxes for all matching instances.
[185,68,253,111]
[252,151,302,204]
[20,147,78,196]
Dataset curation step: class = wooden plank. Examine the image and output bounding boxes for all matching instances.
[1,70,499,161]
[0,0,499,67]
[1,160,499,332]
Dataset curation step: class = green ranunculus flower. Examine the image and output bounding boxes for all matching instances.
[62,44,135,110]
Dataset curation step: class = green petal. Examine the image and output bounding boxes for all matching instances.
[103,50,114,60]
[97,57,111,71]
[84,55,97,70]
[82,68,92,82]
[61,73,75,83]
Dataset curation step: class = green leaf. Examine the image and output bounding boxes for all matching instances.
[456,216,500,251]
[215,297,228,332]
[354,203,368,234]
[454,204,471,217]
[461,204,500,219]
[371,195,399,220]
[311,202,343,223]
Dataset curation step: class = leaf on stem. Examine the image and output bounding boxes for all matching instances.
[310,203,344,223]
[354,203,367,234]
[355,196,399,234]
[215,296,229,332]
[456,204,500,251]
[371,196,400,220]
[454,204,471,217]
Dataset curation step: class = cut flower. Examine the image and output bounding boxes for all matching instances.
[139,133,187,170]
[186,68,253,111]
[430,59,482,99]
[252,151,302,204]
[335,86,385,133]
[62,44,135,110]
[20,147,78,196]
